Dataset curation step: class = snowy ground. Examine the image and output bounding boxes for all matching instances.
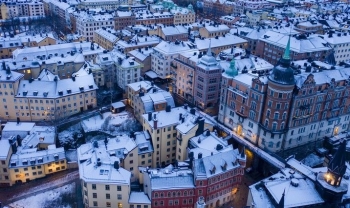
[8,183,75,208]
[81,111,130,133]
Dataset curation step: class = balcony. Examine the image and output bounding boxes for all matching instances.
[187,80,192,85]
[170,70,177,75]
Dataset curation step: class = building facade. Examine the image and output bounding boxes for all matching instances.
[219,37,350,153]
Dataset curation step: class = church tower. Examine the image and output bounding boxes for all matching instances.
[316,140,348,204]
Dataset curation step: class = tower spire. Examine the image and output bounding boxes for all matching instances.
[326,140,347,186]
[207,39,212,57]
[283,35,291,60]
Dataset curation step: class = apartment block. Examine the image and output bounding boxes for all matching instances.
[94,28,119,50]
[219,38,350,153]
[0,122,66,187]
[255,31,331,65]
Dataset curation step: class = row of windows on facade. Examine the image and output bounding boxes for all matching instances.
[10,101,93,111]
[15,166,65,178]
[197,84,217,91]
[261,127,343,148]
[90,201,122,208]
[196,92,216,99]
[84,183,123,191]
[14,160,65,173]
[153,199,192,207]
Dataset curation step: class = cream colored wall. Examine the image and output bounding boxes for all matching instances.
[0,147,13,186]
[1,89,97,122]
[83,181,130,208]
[123,148,138,182]
[8,159,66,186]
[176,126,198,161]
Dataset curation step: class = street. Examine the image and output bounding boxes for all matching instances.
[0,169,79,206]
[221,174,255,208]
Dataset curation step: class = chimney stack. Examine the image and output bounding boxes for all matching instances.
[179,113,182,121]
[190,108,196,115]
[148,112,152,121]
[153,115,158,129]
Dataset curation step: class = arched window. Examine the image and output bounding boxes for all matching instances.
[281,122,285,130]
[172,192,176,197]
[177,191,181,197]
[282,112,287,120]
[183,191,187,196]
[272,122,277,131]
[274,112,279,120]
[266,109,271,118]
[167,192,171,197]
[264,119,269,127]
[154,193,158,198]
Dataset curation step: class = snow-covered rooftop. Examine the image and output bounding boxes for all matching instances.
[144,106,215,132]
[0,140,11,159]
[146,166,195,190]
[195,34,247,51]
[77,138,133,184]
[10,147,66,168]
[16,73,97,98]
[189,131,232,159]
[259,31,331,53]
[129,192,151,204]
[193,149,243,179]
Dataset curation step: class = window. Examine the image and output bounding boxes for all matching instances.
[92,184,96,190]
[105,185,110,190]
[106,193,110,199]
[248,122,253,128]
[106,202,111,207]
[117,186,122,191]
[93,201,98,207]
[93,193,97,198]
[117,194,122,200]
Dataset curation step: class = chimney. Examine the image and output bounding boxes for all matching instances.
[153,88,157,93]
[181,116,185,123]
[198,153,202,159]
[16,117,20,125]
[11,142,17,154]
[166,87,169,92]
[166,105,171,112]
[195,117,205,136]
[139,91,144,97]
[179,113,182,121]
[16,135,22,147]
[184,103,188,109]
[153,115,158,129]
[190,108,196,115]
[114,161,119,170]
[148,112,152,121]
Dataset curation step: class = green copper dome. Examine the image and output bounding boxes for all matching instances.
[269,36,295,85]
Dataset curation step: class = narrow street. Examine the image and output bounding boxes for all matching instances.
[0,169,79,206]
[220,174,256,208]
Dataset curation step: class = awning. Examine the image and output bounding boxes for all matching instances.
[145,70,158,79]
